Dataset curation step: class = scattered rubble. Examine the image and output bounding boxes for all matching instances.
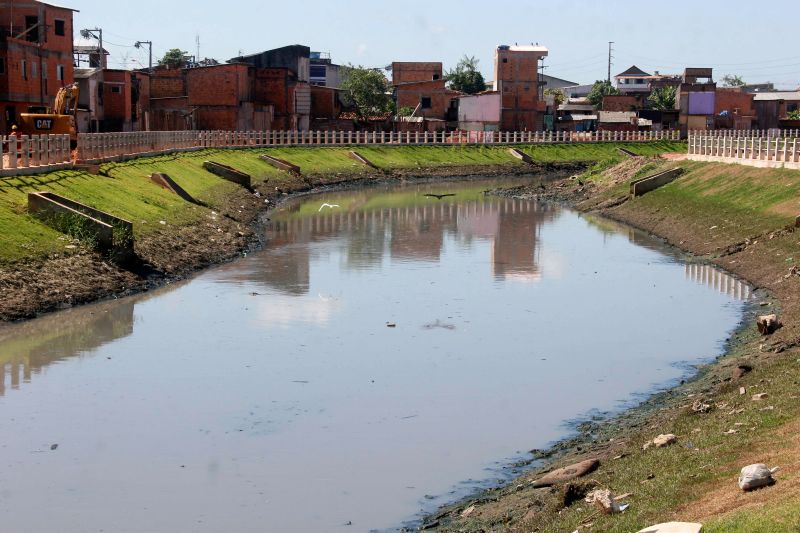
[584,488,620,514]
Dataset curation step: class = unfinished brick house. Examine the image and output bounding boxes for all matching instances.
[0,0,76,134]
[493,45,548,131]
[715,87,755,129]
[186,63,272,131]
[392,61,460,122]
[148,66,190,130]
[231,45,311,130]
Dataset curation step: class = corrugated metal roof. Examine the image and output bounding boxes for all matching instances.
[753,91,800,101]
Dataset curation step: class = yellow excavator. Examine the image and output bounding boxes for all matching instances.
[17,83,80,147]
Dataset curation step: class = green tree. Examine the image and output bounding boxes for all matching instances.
[788,109,800,120]
[158,48,187,68]
[544,87,566,108]
[587,80,619,108]
[340,65,394,120]
[649,86,677,111]
[445,55,486,94]
[721,74,745,87]
[397,106,415,117]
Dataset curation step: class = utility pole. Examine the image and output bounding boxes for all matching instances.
[80,27,104,68]
[607,41,614,83]
[196,34,200,64]
[135,40,153,72]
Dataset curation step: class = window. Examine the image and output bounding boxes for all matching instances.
[41,61,47,79]
[421,96,432,109]
[502,58,508,63]
[54,19,65,36]
[56,64,64,81]
[0,58,5,75]
[21,60,27,80]
[111,85,121,94]
[31,62,37,79]
[433,73,440,80]
[788,103,798,113]
[25,16,39,42]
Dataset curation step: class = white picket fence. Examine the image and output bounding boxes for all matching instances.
[687,134,800,170]
[690,129,800,138]
[75,129,681,163]
[0,134,73,177]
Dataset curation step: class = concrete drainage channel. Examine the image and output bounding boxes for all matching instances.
[148,172,202,205]
[28,191,135,264]
[202,161,253,190]
[348,150,380,169]
[259,154,302,176]
[629,168,684,197]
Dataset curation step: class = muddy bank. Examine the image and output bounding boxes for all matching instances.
[0,161,583,322]
[420,159,800,532]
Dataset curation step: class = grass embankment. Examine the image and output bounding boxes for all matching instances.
[433,158,800,532]
[0,141,682,266]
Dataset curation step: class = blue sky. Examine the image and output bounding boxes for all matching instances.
[68,0,799,89]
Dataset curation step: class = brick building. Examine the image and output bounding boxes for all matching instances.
[0,0,77,134]
[493,45,548,131]
[186,63,272,131]
[130,70,150,131]
[392,62,460,122]
[231,45,311,130]
[602,94,640,112]
[148,66,189,130]
[714,87,755,129]
[677,68,716,134]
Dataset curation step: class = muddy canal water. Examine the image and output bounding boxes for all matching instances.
[0,178,748,532]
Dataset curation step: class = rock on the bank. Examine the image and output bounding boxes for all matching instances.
[757,314,780,335]
[530,458,599,487]
[739,463,779,491]
[643,434,677,449]
[636,522,703,533]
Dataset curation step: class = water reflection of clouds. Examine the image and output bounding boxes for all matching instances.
[253,294,342,329]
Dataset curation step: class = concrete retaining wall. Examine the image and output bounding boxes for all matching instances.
[630,168,684,197]
[508,148,534,164]
[202,161,252,189]
[148,173,200,204]
[259,154,301,175]
[28,191,135,263]
[348,150,378,169]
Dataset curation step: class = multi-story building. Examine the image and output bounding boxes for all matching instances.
[677,68,716,134]
[493,44,548,131]
[231,45,311,130]
[0,0,76,134]
[392,61,459,122]
[309,51,342,88]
